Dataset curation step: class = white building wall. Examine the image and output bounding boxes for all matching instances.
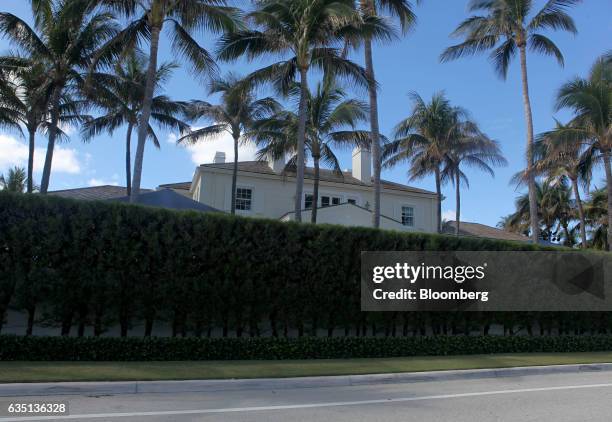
[193,167,438,233]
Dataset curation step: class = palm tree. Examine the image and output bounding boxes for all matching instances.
[82,52,189,195]
[0,60,25,134]
[383,92,465,232]
[552,52,612,249]
[96,0,242,202]
[0,167,27,193]
[0,56,86,193]
[442,126,507,235]
[0,0,119,193]
[533,122,592,247]
[178,73,280,214]
[441,0,580,244]
[505,178,575,244]
[584,186,608,250]
[217,0,389,222]
[354,0,417,228]
[254,75,371,223]
[541,176,575,246]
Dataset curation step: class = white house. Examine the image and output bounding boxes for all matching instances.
[186,148,439,233]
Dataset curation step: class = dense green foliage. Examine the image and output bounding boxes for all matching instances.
[2,335,612,361]
[4,192,609,342]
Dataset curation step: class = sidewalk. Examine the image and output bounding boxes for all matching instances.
[1,362,611,397]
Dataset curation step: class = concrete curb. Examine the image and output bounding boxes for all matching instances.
[1,363,611,397]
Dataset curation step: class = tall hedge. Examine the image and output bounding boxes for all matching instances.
[1,191,608,339]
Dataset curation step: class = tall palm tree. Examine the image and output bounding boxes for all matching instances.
[354,0,417,228]
[534,122,592,247]
[82,53,189,195]
[552,52,612,249]
[441,0,580,244]
[0,166,27,193]
[383,92,465,232]
[0,0,119,193]
[0,56,85,193]
[254,75,371,223]
[178,73,281,214]
[442,126,507,235]
[217,0,390,222]
[96,0,242,202]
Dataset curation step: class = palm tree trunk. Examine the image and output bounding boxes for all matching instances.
[603,151,612,251]
[294,67,309,222]
[27,127,35,193]
[435,166,442,233]
[518,45,540,244]
[455,171,460,235]
[364,37,381,229]
[311,155,320,223]
[131,25,161,202]
[231,132,239,215]
[39,86,62,194]
[125,122,133,196]
[570,176,587,248]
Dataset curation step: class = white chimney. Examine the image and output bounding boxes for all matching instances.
[352,147,371,184]
[268,153,285,173]
[213,151,226,164]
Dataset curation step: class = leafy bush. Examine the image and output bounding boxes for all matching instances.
[1,192,605,341]
[1,335,611,361]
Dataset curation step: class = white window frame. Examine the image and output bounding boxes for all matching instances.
[304,193,314,209]
[235,186,254,213]
[320,194,342,207]
[346,195,359,206]
[401,205,415,227]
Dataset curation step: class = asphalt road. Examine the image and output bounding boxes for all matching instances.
[1,371,612,421]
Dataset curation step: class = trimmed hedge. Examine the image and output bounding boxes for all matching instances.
[2,191,605,341]
[1,335,612,361]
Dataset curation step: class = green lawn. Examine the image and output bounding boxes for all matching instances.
[1,353,612,383]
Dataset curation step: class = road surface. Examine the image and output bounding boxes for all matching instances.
[1,370,612,421]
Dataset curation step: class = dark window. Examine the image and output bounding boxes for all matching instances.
[321,196,330,207]
[305,194,314,209]
[347,198,356,205]
[235,188,252,211]
[401,206,414,226]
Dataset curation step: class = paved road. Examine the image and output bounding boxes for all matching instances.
[1,371,612,421]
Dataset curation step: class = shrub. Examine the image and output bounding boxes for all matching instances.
[1,191,605,341]
[0,335,611,361]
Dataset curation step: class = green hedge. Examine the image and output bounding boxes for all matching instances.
[1,191,604,341]
[1,335,612,361]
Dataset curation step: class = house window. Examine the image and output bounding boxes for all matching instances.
[321,195,341,207]
[235,188,252,211]
[305,194,314,209]
[401,206,414,226]
[347,198,356,205]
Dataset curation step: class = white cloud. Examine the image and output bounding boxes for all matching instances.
[88,177,119,187]
[0,134,81,174]
[166,133,178,144]
[442,209,457,222]
[177,129,258,165]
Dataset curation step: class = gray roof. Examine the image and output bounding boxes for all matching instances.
[157,181,191,191]
[49,185,153,201]
[442,221,529,242]
[200,161,437,196]
[112,188,220,212]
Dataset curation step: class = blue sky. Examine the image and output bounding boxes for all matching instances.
[0,0,610,227]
